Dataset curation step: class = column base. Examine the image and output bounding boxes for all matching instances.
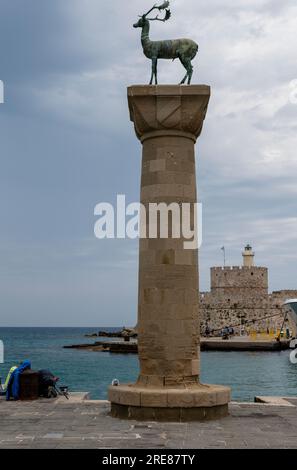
[108,383,231,422]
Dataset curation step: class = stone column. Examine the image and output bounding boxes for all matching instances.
[108,85,231,421]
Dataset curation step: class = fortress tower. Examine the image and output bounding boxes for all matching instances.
[210,250,268,302]
[200,245,297,334]
[210,265,268,294]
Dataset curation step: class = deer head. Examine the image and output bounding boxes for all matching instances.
[133,1,171,28]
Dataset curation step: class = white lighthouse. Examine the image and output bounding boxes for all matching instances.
[242,244,255,267]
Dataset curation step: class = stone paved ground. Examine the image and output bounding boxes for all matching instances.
[0,396,297,449]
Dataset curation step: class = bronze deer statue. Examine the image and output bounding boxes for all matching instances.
[133,1,198,85]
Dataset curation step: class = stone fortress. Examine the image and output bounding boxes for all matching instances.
[200,245,297,335]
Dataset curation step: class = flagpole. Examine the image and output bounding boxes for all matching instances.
[221,246,226,267]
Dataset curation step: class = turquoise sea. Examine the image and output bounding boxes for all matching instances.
[0,327,297,401]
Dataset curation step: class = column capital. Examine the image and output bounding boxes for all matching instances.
[128,85,211,142]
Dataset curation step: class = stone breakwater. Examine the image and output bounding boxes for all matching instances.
[64,336,290,353]
[64,340,138,353]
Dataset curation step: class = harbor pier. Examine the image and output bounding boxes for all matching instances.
[1,395,297,448]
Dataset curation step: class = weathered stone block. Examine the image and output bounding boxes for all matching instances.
[149,159,166,172]
[140,391,168,407]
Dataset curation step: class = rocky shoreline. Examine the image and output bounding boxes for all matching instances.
[84,327,137,339]
[64,340,138,354]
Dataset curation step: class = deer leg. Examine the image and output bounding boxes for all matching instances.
[149,59,154,85]
[181,57,193,85]
[149,58,158,85]
[187,62,194,85]
[153,57,158,85]
[179,56,189,84]
[180,72,188,84]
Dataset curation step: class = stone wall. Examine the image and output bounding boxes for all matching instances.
[270,290,297,305]
[211,266,268,291]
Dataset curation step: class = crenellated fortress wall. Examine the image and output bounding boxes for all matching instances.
[199,254,297,334]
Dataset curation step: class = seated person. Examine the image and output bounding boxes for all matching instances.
[0,366,18,396]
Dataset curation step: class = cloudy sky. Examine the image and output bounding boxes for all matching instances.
[0,0,296,326]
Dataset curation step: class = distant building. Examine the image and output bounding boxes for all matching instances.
[200,245,297,335]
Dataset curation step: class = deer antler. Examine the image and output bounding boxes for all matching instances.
[146,9,171,22]
[142,1,171,20]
